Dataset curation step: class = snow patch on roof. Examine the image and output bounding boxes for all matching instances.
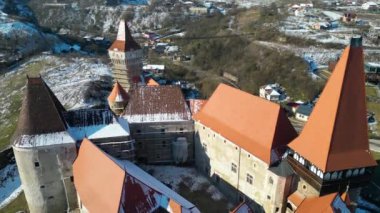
[13,131,75,148]
[68,117,130,141]
[124,113,191,123]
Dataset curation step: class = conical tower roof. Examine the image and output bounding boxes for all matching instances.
[109,19,141,52]
[13,77,67,140]
[289,37,377,172]
[108,81,129,103]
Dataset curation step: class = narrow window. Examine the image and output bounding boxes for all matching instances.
[136,129,141,133]
[161,129,166,134]
[231,163,237,173]
[246,173,253,184]
[34,162,40,167]
[40,185,45,189]
[70,176,74,182]
[180,128,184,133]
[269,177,273,184]
[162,141,166,147]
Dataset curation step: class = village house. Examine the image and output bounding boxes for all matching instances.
[122,85,194,164]
[365,62,380,83]
[108,20,143,91]
[73,139,200,213]
[295,104,313,122]
[341,12,357,23]
[259,83,287,102]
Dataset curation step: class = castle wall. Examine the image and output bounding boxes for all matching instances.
[13,143,78,213]
[129,120,194,164]
[194,121,290,213]
[91,136,135,160]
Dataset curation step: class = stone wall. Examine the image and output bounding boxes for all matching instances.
[194,121,291,213]
[13,143,78,213]
[130,120,194,164]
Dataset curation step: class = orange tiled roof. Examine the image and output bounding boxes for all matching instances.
[146,78,159,86]
[108,81,129,103]
[73,139,126,213]
[296,193,349,213]
[193,84,297,165]
[109,20,141,52]
[288,191,306,207]
[289,37,377,172]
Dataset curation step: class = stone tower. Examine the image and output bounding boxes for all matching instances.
[287,37,377,204]
[108,20,143,91]
[108,81,129,115]
[12,77,78,213]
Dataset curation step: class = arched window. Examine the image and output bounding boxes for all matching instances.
[359,168,365,175]
[332,172,338,180]
[346,170,352,178]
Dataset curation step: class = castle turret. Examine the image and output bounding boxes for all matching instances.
[108,81,129,115]
[12,77,78,213]
[287,37,377,201]
[108,20,143,91]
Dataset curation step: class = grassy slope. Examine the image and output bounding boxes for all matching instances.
[0,192,29,213]
[0,58,58,150]
[366,85,380,137]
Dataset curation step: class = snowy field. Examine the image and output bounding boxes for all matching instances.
[0,55,113,150]
[0,164,22,209]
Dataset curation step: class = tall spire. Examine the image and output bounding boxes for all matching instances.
[289,37,377,172]
[109,19,140,52]
[13,77,67,141]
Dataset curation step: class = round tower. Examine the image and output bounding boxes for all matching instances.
[12,77,78,213]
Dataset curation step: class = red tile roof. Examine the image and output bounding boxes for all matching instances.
[289,37,377,172]
[108,81,129,103]
[146,78,159,86]
[288,191,306,207]
[74,139,199,213]
[73,139,125,213]
[193,84,297,165]
[109,20,141,52]
[296,193,349,213]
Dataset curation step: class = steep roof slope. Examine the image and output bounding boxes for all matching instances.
[123,85,191,123]
[74,139,200,213]
[289,37,377,172]
[193,84,297,165]
[73,139,126,213]
[109,19,141,52]
[13,77,67,140]
[108,81,129,103]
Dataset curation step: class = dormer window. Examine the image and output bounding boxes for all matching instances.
[353,169,359,176]
[324,172,331,180]
[346,170,352,178]
[294,153,299,160]
[331,172,338,180]
[359,168,365,175]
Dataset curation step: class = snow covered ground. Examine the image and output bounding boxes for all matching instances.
[0,55,113,150]
[142,165,225,201]
[0,164,22,209]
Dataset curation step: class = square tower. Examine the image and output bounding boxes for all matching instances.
[108,20,143,91]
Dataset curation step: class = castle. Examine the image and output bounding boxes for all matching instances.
[11,19,376,213]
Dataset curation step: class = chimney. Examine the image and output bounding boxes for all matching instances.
[350,36,362,47]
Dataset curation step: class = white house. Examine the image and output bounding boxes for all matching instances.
[362,2,378,10]
[259,83,286,102]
